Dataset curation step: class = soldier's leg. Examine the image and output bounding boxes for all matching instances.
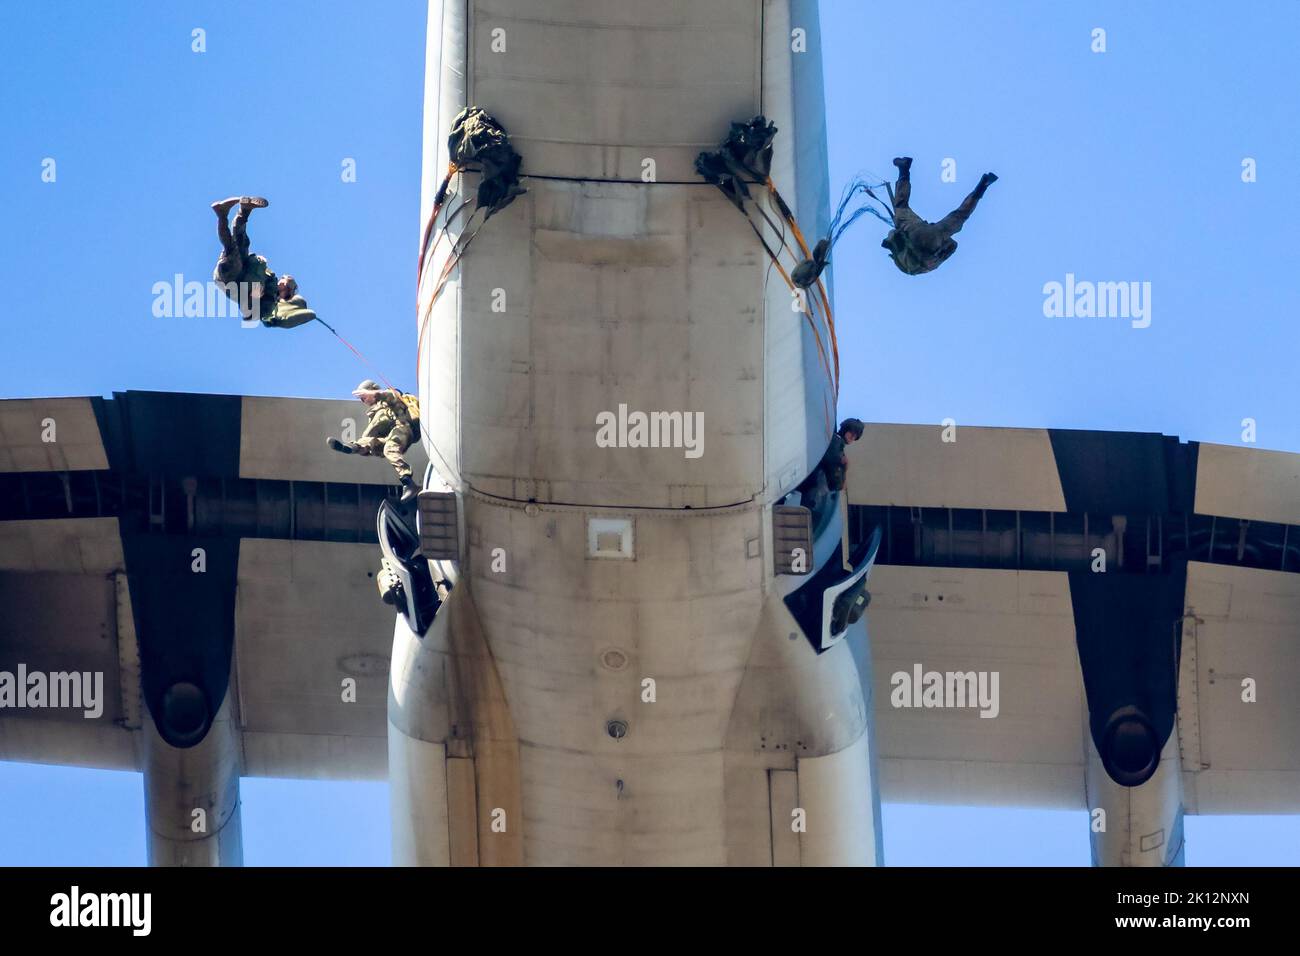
[328,436,382,455]
[231,197,268,257]
[212,198,244,282]
[353,415,392,457]
[329,407,389,455]
[214,202,237,251]
[935,173,997,237]
[232,209,252,257]
[213,207,254,304]
[934,191,978,236]
[891,157,913,212]
[383,425,414,482]
[389,426,420,501]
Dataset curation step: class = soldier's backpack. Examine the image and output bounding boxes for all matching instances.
[399,391,422,442]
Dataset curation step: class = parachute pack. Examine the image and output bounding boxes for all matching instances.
[418,107,526,394]
[399,391,420,421]
[399,391,421,442]
[442,106,527,217]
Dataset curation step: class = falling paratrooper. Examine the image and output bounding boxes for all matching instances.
[879,157,997,276]
[696,116,999,284]
[210,195,318,328]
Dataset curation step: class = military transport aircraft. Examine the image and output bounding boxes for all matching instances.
[2,1,1296,866]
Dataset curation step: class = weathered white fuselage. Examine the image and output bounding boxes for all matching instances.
[388,0,883,865]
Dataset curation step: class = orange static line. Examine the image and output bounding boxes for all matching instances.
[749,217,835,397]
[766,180,840,396]
[418,163,458,280]
[416,211,491,392]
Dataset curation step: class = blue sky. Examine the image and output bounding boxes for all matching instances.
[2,0,1298,865]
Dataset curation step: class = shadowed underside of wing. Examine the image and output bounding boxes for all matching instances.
[847,425,1300,813]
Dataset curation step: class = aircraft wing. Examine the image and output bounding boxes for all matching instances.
[845,424,1300,812]
[4,400,1297,808]
[0,394,417,780]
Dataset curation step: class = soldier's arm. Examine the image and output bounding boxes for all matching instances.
[817,435,844,473]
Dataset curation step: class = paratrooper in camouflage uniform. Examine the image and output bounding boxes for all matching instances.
[211,196,317,328]
[881,158,997,276]
[327,380,421,502]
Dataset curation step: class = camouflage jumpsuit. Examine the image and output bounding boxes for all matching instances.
[358,391,415,481]
[213,207,279,320]
[213,207,315,327]
[882,165,986,276]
